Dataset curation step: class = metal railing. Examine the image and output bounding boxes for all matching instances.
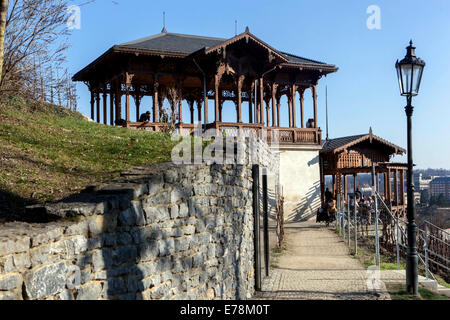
[334,191,449,282]
[417,220,450,280]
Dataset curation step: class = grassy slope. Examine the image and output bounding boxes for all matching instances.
[0,95,178,222]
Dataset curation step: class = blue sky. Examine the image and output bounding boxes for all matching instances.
[68,0,450,169]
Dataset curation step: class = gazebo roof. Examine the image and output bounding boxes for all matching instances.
[321,128,406,155]
[73,28,338,82]
[118,32,225,55]
[110,29,336,69]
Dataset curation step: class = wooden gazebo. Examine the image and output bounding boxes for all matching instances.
[319,128,408,217]
[72,27,338,145]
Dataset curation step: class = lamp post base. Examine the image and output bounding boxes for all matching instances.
[406,246,419,296]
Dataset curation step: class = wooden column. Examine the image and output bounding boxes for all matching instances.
[299,88,305,128]
[102,86,107,124]
[109,88,114,126]
[271,84,277,127]
[218,100,223,122]
[125,89,130,122]
[319,159,325,206]
[394,169,398,206]
[336,174,342,195]
[265,99,270,127]
[115,82,122,122]
[291,85,297,128]
[288,96,292,127]
[353,173,358,194]
[135,85,141,122]
[197,100,202,123]
[400,169,405,206]
[153,80,159,123]
[189,101,194,124]
[276,97,281,127]
[248,87,253,124]
[259,78,264,125]
[385,171,391,203]
[95,89,100,123]
[237,75,243,123]
[332,174,336,197]
[312,85,318,128]
[205,96,209,124]
[90,89,95,121]
[178,98,183,124]
[255,82,259,124]
[214,75,220,123]
[344,175,348,200]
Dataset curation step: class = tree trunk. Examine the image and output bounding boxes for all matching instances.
[0,0,8,84]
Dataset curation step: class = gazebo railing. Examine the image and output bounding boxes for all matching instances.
[124,121,321,145]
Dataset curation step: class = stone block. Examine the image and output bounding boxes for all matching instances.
[13,252,31,270]
[92,249,113,272]
[148,175,164,195]
[30,245,53,267]
[138,242,159,261]
[179,202,189,217]
[24,261,67,299]
[155,257,172,273]
[117,233,132,245]
[104,277,127,296]
[183,225,196,235]
[0,237,30,256]
[76,281,102,300]
[207,244,216,260]
[72,235,88,255]
[113,245,138,266]
[0,273,22,291]
[64,221,89,237]
[30,233,50,248]
[118,208,135,226]
[170,205,179,219]
[137,225,163,242]
[0,289,22,300]
[139,263,156,278]
[150,283,167,299]
[102,233,117,247]
[174,237,190,253]
[170,187,184,203]
[87,237,102,250]
[144,206,170,224]
[58,289,74,300]
[158,238,175,256]
[88,214,117,237]
[192,253,204,268]
[142,191,170,207]
[0,256,14,274]
[164,170,179,184]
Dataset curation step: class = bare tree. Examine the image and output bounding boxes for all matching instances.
[1,0,70,93]
[0,0,7,83]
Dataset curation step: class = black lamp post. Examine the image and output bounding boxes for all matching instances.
[395,40,425,296]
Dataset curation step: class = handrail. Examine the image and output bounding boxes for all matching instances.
[373,191,445,281]
[419,220,450,237]
[419,229,449,246]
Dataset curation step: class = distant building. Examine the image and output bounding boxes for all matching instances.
[414,173,437,191]
[414,192,421,204]
[430,177,450,200]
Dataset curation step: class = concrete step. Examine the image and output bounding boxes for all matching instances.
[386,270,449,297]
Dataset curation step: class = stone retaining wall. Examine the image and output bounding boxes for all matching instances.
[0,137,281,300]
[0,161,255,300]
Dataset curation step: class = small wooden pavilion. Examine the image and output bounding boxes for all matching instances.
[319,128,408,217]
[72,27,337,145]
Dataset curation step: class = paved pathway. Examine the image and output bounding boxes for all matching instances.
[252,218,405,300]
